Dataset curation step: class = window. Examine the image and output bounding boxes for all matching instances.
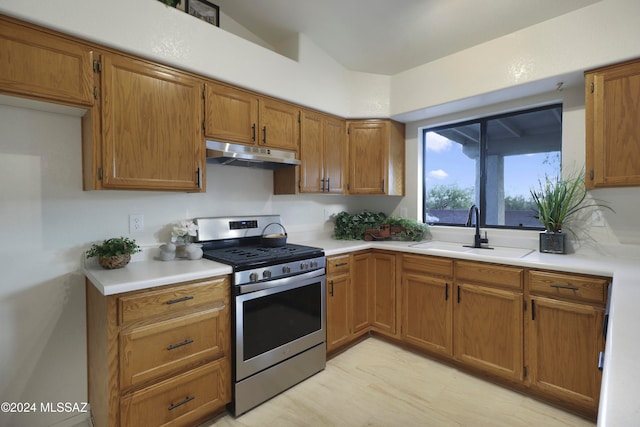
[423,104,562,228]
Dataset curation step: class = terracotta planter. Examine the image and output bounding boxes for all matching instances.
[539,231,565,254]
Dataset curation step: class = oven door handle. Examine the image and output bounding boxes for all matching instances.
[237,268,325,294]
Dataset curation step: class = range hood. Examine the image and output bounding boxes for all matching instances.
[206,140,300,170]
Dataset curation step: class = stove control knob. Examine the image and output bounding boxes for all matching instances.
[263,270,272,279]
[310,261,318,268]
[300,262,309,270]
[249,272,259,282]
[282,266,291,274]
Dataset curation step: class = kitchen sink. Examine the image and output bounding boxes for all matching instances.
[410,241,533,259]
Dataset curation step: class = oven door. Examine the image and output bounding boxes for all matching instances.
[235,268,326,381]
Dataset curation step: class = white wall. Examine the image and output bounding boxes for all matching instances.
[1,0,640,425]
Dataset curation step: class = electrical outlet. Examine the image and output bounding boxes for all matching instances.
[129,214,144,233]
[591,210,605,227]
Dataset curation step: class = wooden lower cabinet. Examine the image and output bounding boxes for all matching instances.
[350,251,397,337]
[351,251,373,335]
[453,261,524,381]
[326,254,352,352]
[86,276,231,427]
[401,255,453,357]
[527,270,608,417]
[120,360,228,427]
[454,282,523,381]
[370,251,397,335]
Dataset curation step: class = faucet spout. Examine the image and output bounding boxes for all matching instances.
[466,204,489,248]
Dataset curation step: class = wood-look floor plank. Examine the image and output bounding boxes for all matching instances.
[204,338,594,426]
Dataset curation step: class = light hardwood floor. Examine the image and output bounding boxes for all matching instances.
[205,337,595,426]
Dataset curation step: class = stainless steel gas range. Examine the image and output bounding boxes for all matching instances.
[195,215,326,416]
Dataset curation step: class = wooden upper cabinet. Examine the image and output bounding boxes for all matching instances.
[259,97,300,151]
[323,116,347,194]
[585,57,640,189]
[347,119,405,195]
[205,81,258,145]
[204,81,299,151]
[0,16,93,106]
[299,110,324,192]
[298,110,347,194]
[95,53,205,191]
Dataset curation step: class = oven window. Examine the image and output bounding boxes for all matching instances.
[243,282,322,360]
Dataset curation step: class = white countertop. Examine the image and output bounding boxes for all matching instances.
[83,238,639,426]
[84,255,232,296]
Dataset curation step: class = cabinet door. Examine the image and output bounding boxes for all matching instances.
[586,59,640,188]
[528,296,604,415]
[205,81,258,145]
[348,121,387,194]
[299,110,324,193]
[101,54,204,191]
[402,273,452,357]
[371,252,396,335]
[454,282,523,381]
[323,116,347,194]
[0,17,94,106]
[258,98,299,151]
[326,274,351,352]
[351,252,372,334]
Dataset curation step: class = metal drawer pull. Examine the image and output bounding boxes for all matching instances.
[334,262,348,267]
[167,339,194,351]
[168,395,194,411]
[549,284,580,291]
[166,296,194,305]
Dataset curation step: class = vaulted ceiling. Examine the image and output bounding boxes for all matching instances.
[213,0,600,75]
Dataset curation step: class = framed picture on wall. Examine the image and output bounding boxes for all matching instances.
[186,0,220,27]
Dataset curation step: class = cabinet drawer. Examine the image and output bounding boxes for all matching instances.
[327,254,350,276]
[456,261,523,290]
[119,277,228,325]
[120,307,227,390]
[528,270,608,304]
[120,359,229,427]
[403,254,453,278]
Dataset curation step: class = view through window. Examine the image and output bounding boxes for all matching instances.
[423,104,562,228]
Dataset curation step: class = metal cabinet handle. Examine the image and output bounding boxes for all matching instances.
[166,296,194,305]
[262,126,267,144]
[168,396,194,411]
[167,339,194,351]
[445,283,449,301]
[320,178,325,192]
[330,279,334,297]
[252,123,256,141]
[334,262,348,267]
[550,284,580,291]
[327,177,330,192]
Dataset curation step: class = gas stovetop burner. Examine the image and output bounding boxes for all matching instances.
[203,243,324,269]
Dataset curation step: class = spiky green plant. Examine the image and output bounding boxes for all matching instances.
[530,170,610,233]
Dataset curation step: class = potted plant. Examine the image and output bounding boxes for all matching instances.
[530,170,610,254]
[86,237,141,269]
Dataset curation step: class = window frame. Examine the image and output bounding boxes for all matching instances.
[422,103,563,230]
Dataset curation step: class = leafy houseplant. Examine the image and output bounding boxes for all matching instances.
[333,211,430,242]
[530,170,610,253]
[86,237,141,269]
[159,0,182,7]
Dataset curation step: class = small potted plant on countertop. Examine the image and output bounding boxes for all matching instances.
[86,237,141,269]
[530,169,612,254]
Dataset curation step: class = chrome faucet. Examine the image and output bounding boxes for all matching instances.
[465,204,489,248]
